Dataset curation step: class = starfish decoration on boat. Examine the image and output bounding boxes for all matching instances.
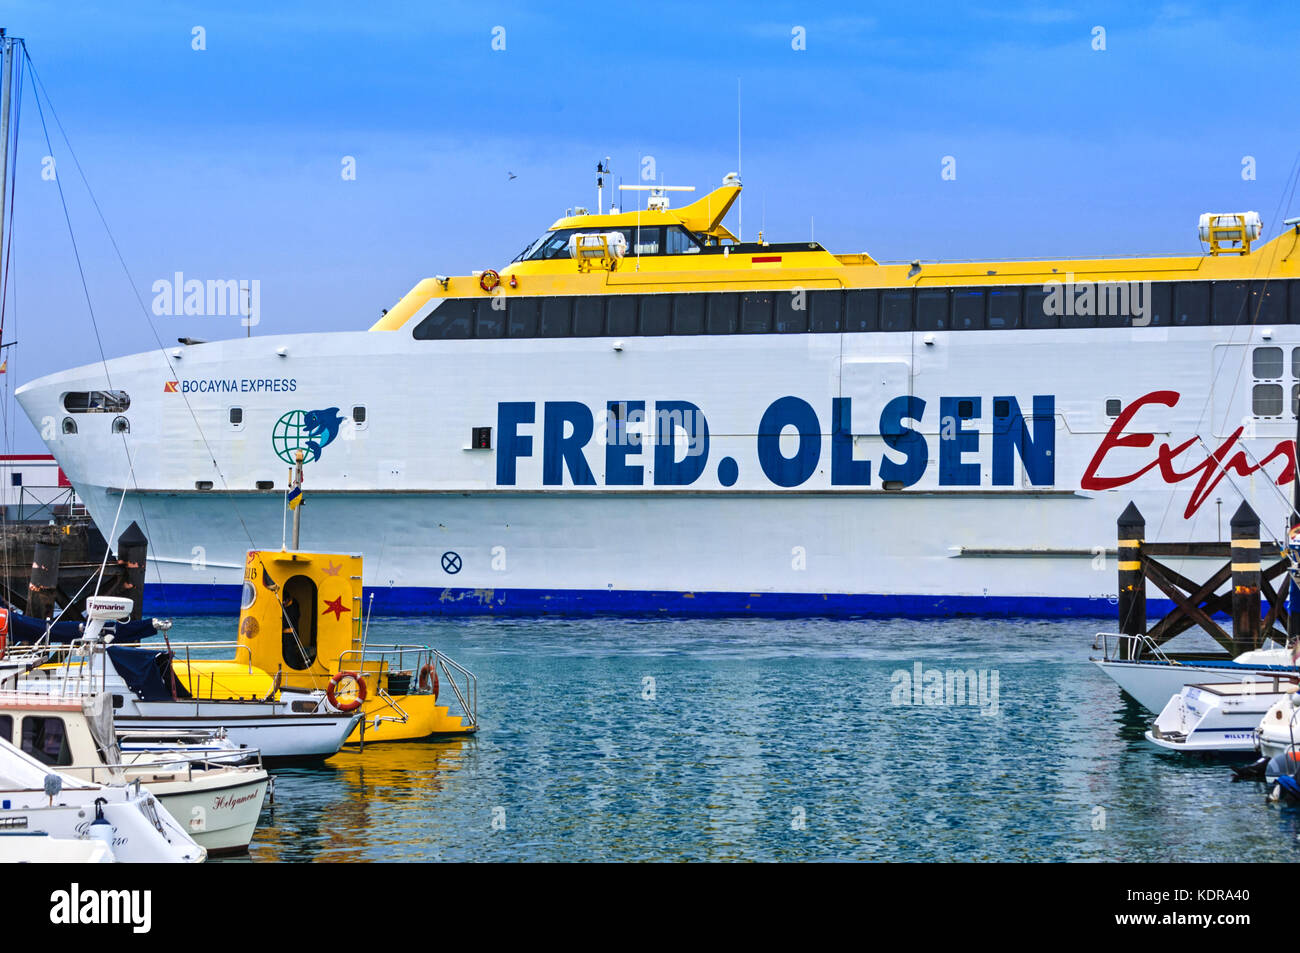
[322,595,350,621]
[321,560,342,576]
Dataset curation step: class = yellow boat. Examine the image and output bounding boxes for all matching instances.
[169,544,478,744]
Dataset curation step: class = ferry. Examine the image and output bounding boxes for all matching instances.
[14,174,1300,616]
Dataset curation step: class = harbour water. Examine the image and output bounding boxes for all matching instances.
[173,615,1300,862]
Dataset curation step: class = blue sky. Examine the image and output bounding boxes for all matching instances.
[0,0,1297,449]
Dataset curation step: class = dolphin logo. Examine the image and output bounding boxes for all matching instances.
[302,407,343,462]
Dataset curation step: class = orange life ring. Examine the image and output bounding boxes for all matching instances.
[326,671,367,712]
[479,269,500,293]
[418,663,439,699]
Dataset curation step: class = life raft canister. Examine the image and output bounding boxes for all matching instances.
[418,662,439,699]
[326,671,367,712]
[479,269,500,293]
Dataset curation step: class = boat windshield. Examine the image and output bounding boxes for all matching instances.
[513,230,576,262]
[511,225,702,262]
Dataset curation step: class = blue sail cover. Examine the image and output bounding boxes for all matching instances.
[105,645,192,702]
[6,610,157,646]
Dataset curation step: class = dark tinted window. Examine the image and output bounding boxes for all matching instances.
[673,295,706,334]
[0,714,9,742]
[640,295,671,335]
[476,300,505,337]
[606,296,638,336]
[1174,282,1209,325]
[774,289,808,333]
[1097,283,1139,327]
[413,299,475,339]
[1024,287,1055,328]
[665,227,701,256]
[1213,281,1249,325]
[988,288,1021,329]
[1292,280,1300,324]
[808,291,842,332]
[706,293,739,333]
[916,290,948,330]
[1145,283,1172,326]
[539,297,572,337]
[21,716,72,767]
[952,289,985,330]
[844,291,878,331]
[573,297,605,336]
[506,298,540,337]
[1250,281,1287,325]
[740,292,773,333]
[881,291,913,331]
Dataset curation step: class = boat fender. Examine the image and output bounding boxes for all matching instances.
[0,607,7,659]
[479,269,500,293]
[419,662,439,699]
[326,671,367,712]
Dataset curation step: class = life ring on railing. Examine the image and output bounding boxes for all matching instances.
[326,671,367,712]
[479,269,500,293]
[418,663,439,699]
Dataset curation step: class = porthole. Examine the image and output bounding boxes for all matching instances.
[112,416,129,434]
[229,407,243,426]
[1105,399,1122,417]
[61,417,77,435]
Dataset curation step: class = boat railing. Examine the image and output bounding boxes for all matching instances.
[335,644,478,728]
[76,747,265,786]
[1093,632,1175,664]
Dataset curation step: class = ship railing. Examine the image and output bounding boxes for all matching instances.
[76,747,265,785]
[336,643,477,728]
[1093,632,1174,664]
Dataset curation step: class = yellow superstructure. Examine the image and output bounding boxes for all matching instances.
[368,179,1300,334]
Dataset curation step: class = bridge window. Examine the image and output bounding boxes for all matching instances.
[630,226,663,256]
[63,390,130,414]
[665,227,702,255]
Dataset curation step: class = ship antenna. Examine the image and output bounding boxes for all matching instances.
[596,157,610,215]
[737,77,742,243]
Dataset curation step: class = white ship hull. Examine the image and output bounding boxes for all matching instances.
[16,324,1299,616]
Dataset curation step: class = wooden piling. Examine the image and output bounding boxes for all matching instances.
[27,529,63,620]
[1230,501,1262,652]
[116,521,148,621]
[1117,501,1146,659]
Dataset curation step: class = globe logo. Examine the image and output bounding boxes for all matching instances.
[273,410,314,465]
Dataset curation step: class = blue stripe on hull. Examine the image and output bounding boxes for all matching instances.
[143,583,1180,620]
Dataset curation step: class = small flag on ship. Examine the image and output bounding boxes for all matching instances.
[287,485,303,510]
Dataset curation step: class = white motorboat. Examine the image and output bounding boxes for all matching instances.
[1091,632,1297,712]
[0,688,269,854]
[19,597,361,763]
[0,736,204,863]
[1145,678,1297,754]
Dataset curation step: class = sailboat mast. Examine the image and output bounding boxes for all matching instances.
[0,30,14,271]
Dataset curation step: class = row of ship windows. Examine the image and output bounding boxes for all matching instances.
[60,405,370,433]
[412,280,1300,340]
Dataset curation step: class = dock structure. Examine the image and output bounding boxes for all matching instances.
[0,518,148,620]
[1115,500,1288,659]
